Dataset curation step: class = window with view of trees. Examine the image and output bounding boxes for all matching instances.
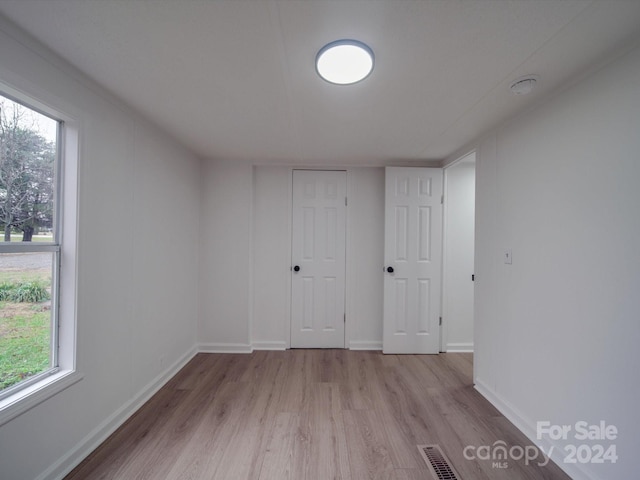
[0,93,60,398]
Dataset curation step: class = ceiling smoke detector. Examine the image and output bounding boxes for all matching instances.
[509,75,539,95]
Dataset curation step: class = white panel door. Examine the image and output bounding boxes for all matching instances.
[383,167,443,354]
[291,170,346,348]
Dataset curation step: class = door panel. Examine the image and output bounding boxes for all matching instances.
[291,170,346,348]
[383,167,443,354]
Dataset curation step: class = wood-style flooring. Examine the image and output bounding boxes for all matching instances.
[66,350,570,480]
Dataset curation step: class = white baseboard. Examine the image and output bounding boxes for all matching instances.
[198,342,253,353]
[348,340,383,350]
[198,341,388,352]
[252,341,287,351]
[40,346,198,480]
[445,342,474,352]
[198,341,385,352]
[474,378,594,480]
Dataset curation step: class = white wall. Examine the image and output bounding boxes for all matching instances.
[443,156,475,352]
[251,166,291,349]
[207,166,385,351]
[0,17,201,480]
[251,166,386,350]
[470,44,640,479]
[345,167,385,349]
[199,160,253,351]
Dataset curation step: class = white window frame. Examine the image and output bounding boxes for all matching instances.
[0,83,81,427]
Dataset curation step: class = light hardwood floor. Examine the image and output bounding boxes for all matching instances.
[66,351,570,480]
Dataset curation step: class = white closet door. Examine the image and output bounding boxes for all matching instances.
[291,170,346,348]
[383,167,443,354]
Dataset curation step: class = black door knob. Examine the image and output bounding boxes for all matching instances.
[387,266,394,273]
[293,265,300,272]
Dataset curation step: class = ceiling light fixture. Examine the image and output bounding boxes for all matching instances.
[509,75,539,95]
[316,39,374,85]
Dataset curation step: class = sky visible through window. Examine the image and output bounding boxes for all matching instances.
[0,95,57,142]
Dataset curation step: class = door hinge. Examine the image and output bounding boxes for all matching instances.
[345,196,348,206]
[439,316,442,326]
[344,314,346,323]
[441,194,444,204]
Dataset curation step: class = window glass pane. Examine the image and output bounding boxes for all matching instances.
[0,252,54,392]
[0,95,58,243]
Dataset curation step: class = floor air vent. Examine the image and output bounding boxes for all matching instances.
[417,444,461,480]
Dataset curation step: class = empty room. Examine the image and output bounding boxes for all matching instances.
[0,1,639,479]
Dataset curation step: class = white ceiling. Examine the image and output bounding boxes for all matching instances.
[1,0,640,165]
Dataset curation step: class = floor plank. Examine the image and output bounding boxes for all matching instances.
[65,351,571,480]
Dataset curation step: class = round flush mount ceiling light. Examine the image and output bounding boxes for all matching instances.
[316,39,374,85]
[509,75,539,95]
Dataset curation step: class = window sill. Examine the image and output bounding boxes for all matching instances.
[0,370,83,427]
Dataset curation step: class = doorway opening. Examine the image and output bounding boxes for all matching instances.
[442,152,476,352]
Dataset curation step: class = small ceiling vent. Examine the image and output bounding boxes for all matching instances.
[509,75,539,95]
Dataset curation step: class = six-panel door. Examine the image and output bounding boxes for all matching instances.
[291,170,346,348]
[383,167,443,354]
